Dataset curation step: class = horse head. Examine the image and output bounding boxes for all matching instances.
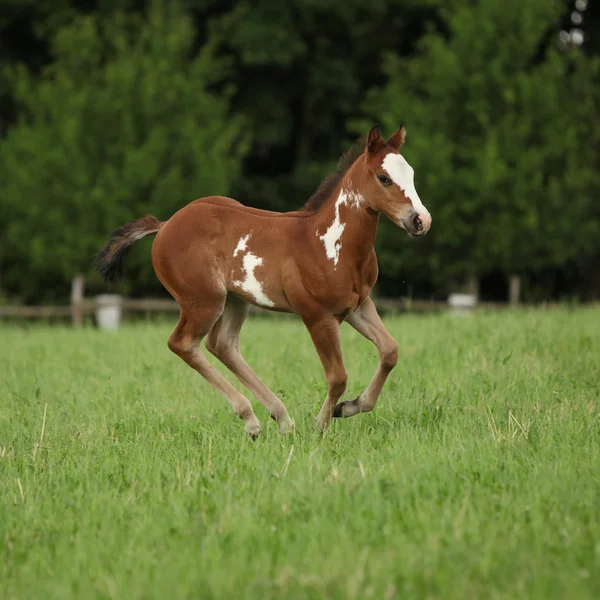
[358,125,432,238]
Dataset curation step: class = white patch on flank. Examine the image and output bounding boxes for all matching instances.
[316,188,364,267]
[381,153,430,219]
[233,253,275,307]
[232,234,274,307]
[233,233,251,257]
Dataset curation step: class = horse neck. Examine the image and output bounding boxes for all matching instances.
[311,168,379,267]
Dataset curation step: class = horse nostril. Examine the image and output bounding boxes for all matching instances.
[414,215,423,231]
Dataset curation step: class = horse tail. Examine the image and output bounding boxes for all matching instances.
[96,215,163,283]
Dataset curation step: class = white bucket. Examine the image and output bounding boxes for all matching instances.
[95,294,123,330]
[448,293,477,314]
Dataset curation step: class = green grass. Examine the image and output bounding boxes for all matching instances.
[1,308,599,599]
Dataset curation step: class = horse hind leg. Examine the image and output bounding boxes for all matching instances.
[168,304,262,438]
[206,294,294,434]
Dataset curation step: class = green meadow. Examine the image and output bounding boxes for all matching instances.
[1,308,599,599]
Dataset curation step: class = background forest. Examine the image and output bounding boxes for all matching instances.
[1,0,598,304]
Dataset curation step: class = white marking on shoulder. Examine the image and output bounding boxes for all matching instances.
[233,233,251,257]
[381,153,430,218]
[316,188,365,267]
[232,251,275,307]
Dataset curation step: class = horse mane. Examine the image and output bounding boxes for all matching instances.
[302,137,365,213]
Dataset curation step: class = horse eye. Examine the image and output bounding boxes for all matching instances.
[377,174,392,186]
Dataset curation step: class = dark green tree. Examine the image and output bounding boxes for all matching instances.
[0,2,249,302]
[359,0,600,300]
[206,0,443,211]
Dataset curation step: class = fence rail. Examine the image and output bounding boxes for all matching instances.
[0,275,580,327]
[0,296,556,323]
[0,297,181,321]
[0,297,451,319]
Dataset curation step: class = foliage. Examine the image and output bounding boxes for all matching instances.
[359,0,600,295]
[0,0,599,302]
[206,0,444,210]
[0,2,249,301]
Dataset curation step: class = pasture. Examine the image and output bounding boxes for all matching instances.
[1,307,599,599]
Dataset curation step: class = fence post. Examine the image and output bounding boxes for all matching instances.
[70,274,85,327]
[509,274,521,306]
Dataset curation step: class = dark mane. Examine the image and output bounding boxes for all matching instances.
[302,137,365,213]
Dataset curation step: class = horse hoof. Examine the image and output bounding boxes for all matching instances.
[314,417,329,433]
[278,418,295,435]
[245,420,261,439]
[333,396,361,418]
[332,402,346,418]
[271,413,294,435]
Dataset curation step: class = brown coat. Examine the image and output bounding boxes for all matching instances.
[97,125,431,436]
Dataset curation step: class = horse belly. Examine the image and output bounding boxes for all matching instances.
[228,277,291,312]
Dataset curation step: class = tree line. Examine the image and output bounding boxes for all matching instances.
[1,0,598,304]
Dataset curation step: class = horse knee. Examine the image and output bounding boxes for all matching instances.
[381,340,399,372]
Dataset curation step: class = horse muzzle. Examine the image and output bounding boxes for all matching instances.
[402,210,432,238]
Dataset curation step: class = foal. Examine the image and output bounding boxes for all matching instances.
[97,125,431,437]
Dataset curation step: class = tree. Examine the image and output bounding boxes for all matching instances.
[358,0,600,299]
[205,0,444,211]
[0,2,249,302]
[476,46,600,301]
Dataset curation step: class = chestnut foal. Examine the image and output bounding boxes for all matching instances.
[97,125,431,437]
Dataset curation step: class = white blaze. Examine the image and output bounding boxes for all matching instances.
[232,234,274,307]
[317,188,364,267]
[381,153,430,220]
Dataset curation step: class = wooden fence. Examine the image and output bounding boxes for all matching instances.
[0,274,571,327]
[0,296,456,325]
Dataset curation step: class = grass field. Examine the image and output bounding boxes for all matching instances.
[1,307,599,599]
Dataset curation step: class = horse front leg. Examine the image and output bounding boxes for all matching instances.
[303,315,348,431]
[333,297,398,418]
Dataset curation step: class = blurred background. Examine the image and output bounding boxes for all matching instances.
[0,0,598,309]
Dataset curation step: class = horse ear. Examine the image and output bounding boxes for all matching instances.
[387,125,406,150]
[366,125,384,153]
